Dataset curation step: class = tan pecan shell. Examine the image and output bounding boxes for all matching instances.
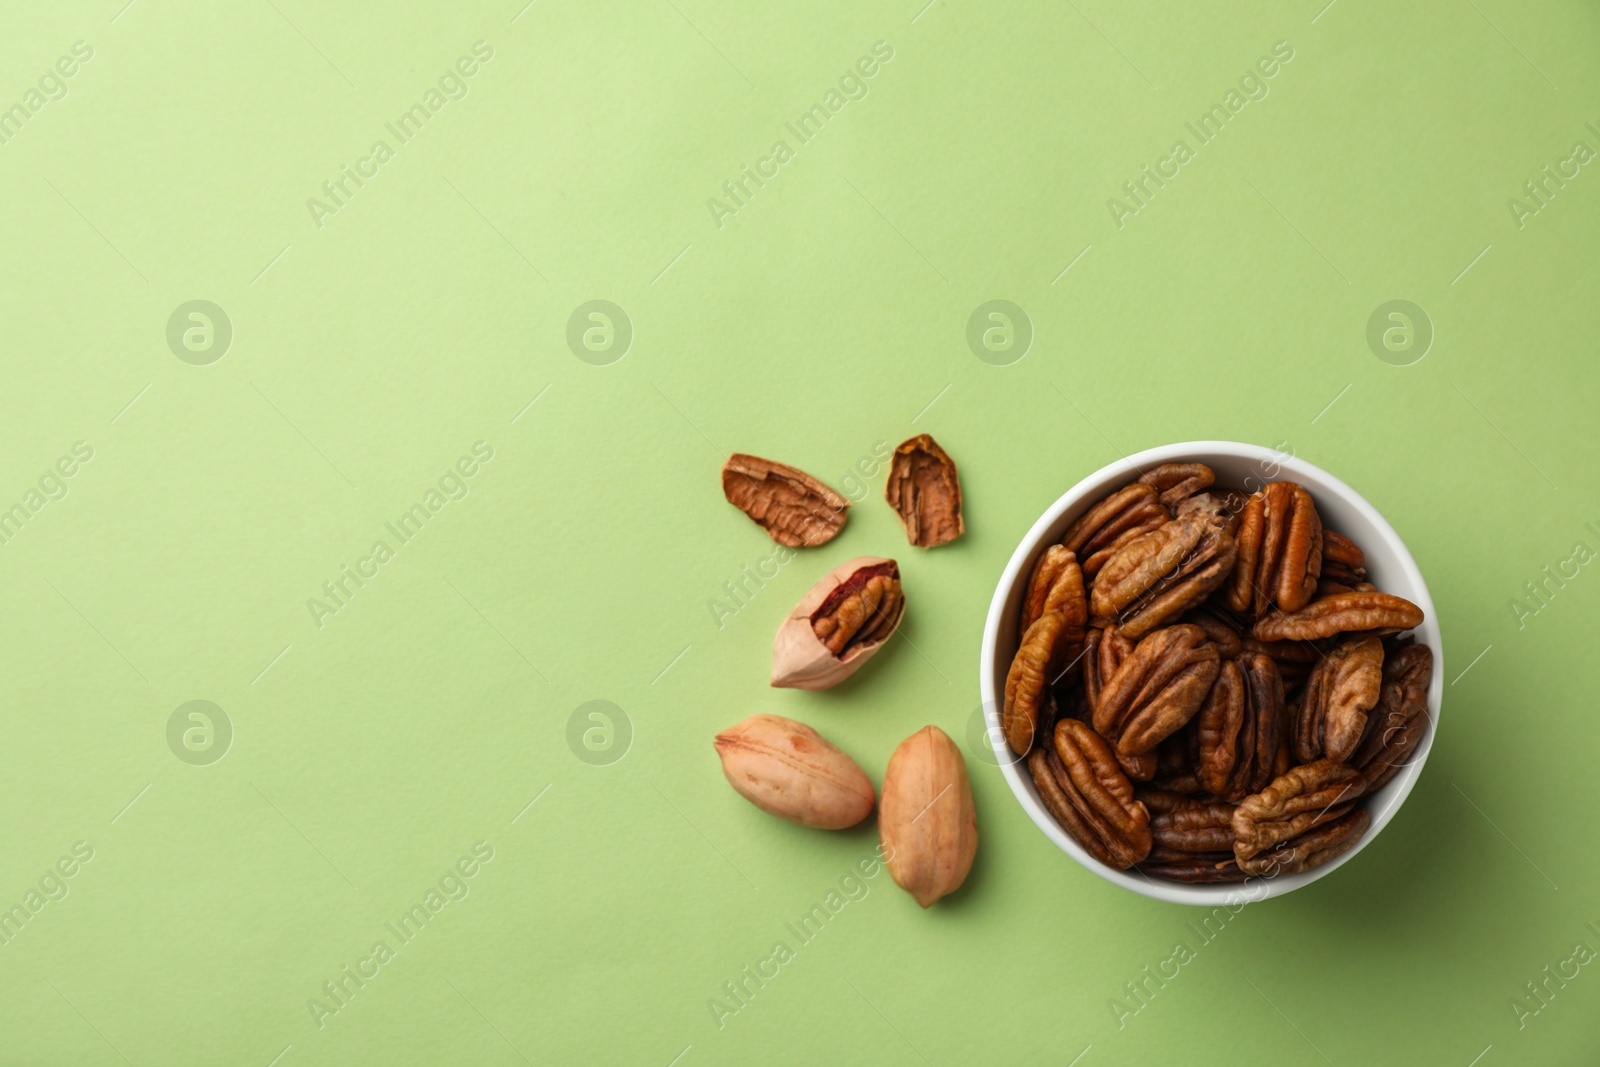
[1295,635,1384,762]
[880,726,978,907]
[1060,484,1170,578]
[1094,624,1221,756]
[885,433,964,548]
[1253,591,1423,642]
[1138,462,1216,508]
[714,714,875,829]
[722,453,848,548]
[1027,719,1151,869]
[1224,482,1324,615]
[1352,643,1433,793]
[1232,759,1364,872]
[1090,514,1237,639]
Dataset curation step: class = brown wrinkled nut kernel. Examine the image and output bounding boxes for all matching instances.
[1233,759,1364,873]
[1295,635,1384,763]
[1094,624,1221,756]
[885,433,965,548]
[1197,651,1284,801]
[1004,612,1066,755]
[1027,719,1151,869]
[1117,748,1157,782]
[1150,798,1237,855]
[722,453,848,548]
[1254,591,1423,642]
[1140,858,1247,883]
[1353,643,1433,793]
[1083,626,1134,718]
[1322,529,1367,585]
[773,557,903,690]
[1060,484,1170,578]
[1021,545,1074,632]
[1019,548,1089,681]
[1090,515,1237,639]
[1187,608,1244,660]
[1138,463,1216,508]
[1236,807,1369,877]
[1225,482,1324,616]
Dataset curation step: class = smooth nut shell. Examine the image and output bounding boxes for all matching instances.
[880,726,978,907]
[714,714,875,829]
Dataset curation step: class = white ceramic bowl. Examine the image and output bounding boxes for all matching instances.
[980,441,1443,905]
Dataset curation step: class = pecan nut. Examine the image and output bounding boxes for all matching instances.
[1090,514,1237,639]
[1197,651,1283,801]
[1236,807,1369,877]
[722,453,848,547]
[714,714,875,829]
[1232,759,1364,874]
[1004,612,1066,755]
[1321,529,1367,586]
[1295,635,1384,762]
[880,726,978,907]
[1094,624,1221,756]
[1224,482,1323,615]
[1028,719,1151,869]
[1060,484,1170,577]
[1138,462,1216,508]
[1253,591,1423,643]
[1352,643,1433,792]
[772,557,903,689]
[885,433,965,548]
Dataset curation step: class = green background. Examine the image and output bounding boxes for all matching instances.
[1,0,1596,1063]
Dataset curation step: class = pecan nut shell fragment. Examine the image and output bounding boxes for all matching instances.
[1253,591,1423,643]
[1027,719,1151,869]
[885,433,965,548]
[1090,514,1237,639]
[722,453,848,547]
[1295,635,1384,763]
[1224,482,1324,615]
[772,557,903,690]
[1094,624,1221,756]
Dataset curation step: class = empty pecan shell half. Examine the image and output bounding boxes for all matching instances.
[1094,623,1221,756]
[1232,759,1365,874]
[1295,635,1384,762]
[1090,514,1237,639]
[1197,651,1283,801]
[1224,482,1324,615]
[1253,591,1423,643]
[722,453,848,548]
[1060,484,1170,578]
[1138,462,1216,508]
[772,557,903,689]
[1028,719,1151,869]
[885,433,964,548]
[1352,643,1433,793]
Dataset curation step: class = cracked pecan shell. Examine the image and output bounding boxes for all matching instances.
[1028,719,1151,869]
[772,557,903,690]
[1352,643,1433,793]
[885,433,964,548]
[1254,591,1423,643]
[1224,482,1324,616]
[722,453,848,548]
[1090,514,1237,639]
[1295,635,1384,763]
[1060,484,1170,578]
[1094,624,1221,756]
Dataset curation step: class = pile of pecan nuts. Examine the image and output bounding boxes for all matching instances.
[1003,464,1433,883]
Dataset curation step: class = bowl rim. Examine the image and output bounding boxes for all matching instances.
[979,440,1443,905]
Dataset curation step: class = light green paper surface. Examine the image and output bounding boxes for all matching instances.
[1,1,1597,1063]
